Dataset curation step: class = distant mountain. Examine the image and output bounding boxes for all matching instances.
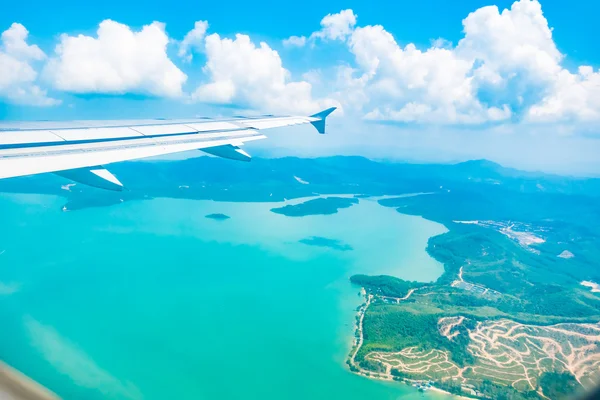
[1,156,600,201]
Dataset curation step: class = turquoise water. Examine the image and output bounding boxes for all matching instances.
[0,193,452,400]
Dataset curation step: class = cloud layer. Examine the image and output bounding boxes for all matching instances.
[289,2,600,124]
[1,0,599,128]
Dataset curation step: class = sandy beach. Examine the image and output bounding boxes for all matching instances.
[0,362,58,400]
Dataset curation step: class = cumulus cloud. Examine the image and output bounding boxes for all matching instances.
[3,0,598,129]
[178,20,209,61]
[458,0,600,124]
[193,33,339,114]
[527,67,600,122]
[0,23,59,106]
[283,9,357,48]
[44,20,187,97]
[293,0,600,125]
[312,9,357,41]
[345,24,511,124]
[1,23,45,61]
[282,35,306,48]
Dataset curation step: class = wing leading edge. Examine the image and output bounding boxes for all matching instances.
[0,107,336,190]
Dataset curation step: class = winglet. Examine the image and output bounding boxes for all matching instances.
[309,107,336,134]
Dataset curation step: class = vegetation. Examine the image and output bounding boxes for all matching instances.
[437,379,540,400]
[358,302,475,366]
[270,197,358,217]
[349,275,422,298]
[538,372,582,399]
[342,161,600,399]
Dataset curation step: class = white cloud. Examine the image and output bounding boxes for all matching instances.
[346,24,510,124]
[193,33,339,114]
[458,0,561,80]
[3,0,598,130]
[282,35,306,48]
[311,9,357,41]
[178,20,209,61]
[1,23,45,61]
[456,0,600,123]
[298,0,600,125]
[0,23,59,106]
[44,20,187,97]
[282,9,357,48]
[527,67,600,122]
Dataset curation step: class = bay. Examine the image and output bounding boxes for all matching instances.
[0,193,453,400]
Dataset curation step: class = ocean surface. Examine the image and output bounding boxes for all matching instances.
[0,193,453,400]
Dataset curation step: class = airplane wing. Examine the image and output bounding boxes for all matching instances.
[0,107,336,191]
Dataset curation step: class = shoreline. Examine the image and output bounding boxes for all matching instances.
[0,361,58,400]
[346,289,468,399]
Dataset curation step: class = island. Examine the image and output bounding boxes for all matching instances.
[270,197,358,217]
[205,213,230,221]
[299,236,353,251]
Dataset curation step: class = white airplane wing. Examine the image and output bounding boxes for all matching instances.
[0,107,336,190]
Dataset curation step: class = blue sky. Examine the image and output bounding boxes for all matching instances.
[1,0,600,174]
[4,0,599,60]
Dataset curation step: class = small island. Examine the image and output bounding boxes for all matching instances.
[205,213,230,221]
[271,197,358,217]
[299,236,353,251]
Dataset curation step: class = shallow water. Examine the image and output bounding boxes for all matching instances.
[0,193,452,400]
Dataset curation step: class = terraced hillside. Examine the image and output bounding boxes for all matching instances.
[350,278,600,399]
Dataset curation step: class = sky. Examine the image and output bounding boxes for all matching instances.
[1,0,600,175]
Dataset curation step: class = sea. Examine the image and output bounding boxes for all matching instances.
[0,192,454,400]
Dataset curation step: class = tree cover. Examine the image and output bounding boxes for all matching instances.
[358,305,475,367]
[538,372,582,399]
[349,275,423,298]
[270,197,358,217]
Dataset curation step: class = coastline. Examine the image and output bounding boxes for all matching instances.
[0,361,58,400]
[346,289,470,399]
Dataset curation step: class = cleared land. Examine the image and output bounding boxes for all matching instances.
[350,284,600,399]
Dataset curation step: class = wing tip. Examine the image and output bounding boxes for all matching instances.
[309,107,337,134]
